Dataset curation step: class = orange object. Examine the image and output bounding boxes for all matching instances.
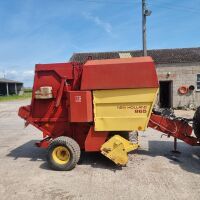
[178,85,188,94]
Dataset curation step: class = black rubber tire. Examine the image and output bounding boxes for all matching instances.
[193,106,200,139]
[47,136,81,171]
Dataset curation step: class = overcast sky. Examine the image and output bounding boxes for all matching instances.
[0,0,199,86]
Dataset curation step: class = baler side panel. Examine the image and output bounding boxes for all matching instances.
[93,88,158,131]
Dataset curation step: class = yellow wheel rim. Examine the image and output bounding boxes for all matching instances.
[52,146,70,165]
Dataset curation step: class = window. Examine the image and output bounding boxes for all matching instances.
[197,74,200,91]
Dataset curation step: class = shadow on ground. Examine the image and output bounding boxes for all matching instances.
[7,140,46,161]
[136,140,200,174]
[6,140,121,171]
[78,152,122,171]
[6,140,200,173]
[39,152,122,172]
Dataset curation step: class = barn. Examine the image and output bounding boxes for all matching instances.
[0,78,23,96]
[70,47,200,109]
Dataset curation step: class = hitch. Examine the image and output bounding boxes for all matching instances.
[148,110,200,147]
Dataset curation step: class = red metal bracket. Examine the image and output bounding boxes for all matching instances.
[35,137,51,148]
[55,78,66,107]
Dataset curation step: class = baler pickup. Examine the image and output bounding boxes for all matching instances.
[101,135,138,165]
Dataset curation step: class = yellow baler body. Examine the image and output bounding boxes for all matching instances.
[93,88,158,131]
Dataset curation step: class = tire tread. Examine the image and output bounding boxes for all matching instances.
[47,136,80,171]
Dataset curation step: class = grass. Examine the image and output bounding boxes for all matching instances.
[0,92,32,102]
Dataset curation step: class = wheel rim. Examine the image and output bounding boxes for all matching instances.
[52,146,70,165]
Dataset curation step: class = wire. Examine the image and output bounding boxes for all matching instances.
[149,1,200,14]
[152,0,200,12]
[72,0,140,4]
[72,0,200,14]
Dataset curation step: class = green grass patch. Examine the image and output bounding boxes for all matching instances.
[0,92,32,102]
[24,88,33,93]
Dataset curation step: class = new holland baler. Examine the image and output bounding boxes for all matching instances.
[18,57,200,171]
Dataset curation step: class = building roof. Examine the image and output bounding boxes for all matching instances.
[69,47,200,64]
[0,78,23,84]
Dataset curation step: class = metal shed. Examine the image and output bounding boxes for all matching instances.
[0,78,23,96]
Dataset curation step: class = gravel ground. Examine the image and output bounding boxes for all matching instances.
[0,99,199,200]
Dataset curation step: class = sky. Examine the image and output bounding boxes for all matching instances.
[0,0,200,86]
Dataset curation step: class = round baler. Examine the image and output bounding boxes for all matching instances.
[18,57,200,171]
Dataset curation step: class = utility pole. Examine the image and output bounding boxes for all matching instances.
[142,0,152,56]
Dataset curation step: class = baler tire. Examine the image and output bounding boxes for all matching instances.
[193,106,200,139]
[47,136,80,171]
